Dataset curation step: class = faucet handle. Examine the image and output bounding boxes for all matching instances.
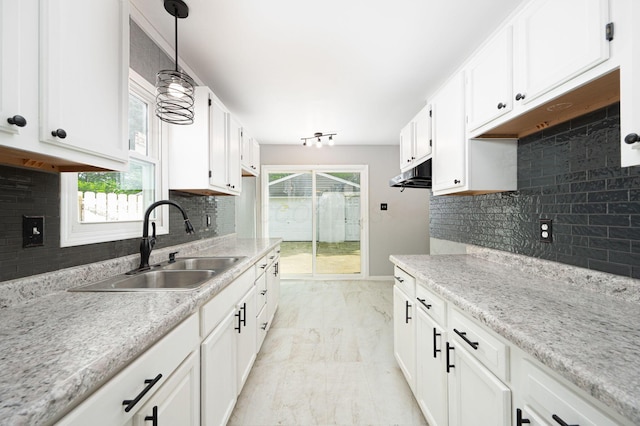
[169,251,179,263]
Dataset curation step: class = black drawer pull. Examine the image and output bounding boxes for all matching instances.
[7,115,27,127]
[261,290,267,295]
[405,300,412,323]
[446,342,454,373]
[454,328,479,350]
[417,297,431,309]
[433,327,441,358]
[517,408,531,426]
[261,322,269,330]
[122,374,162,412]
[552,414,578,426]
[394,275,404,283]
[624,133,639,144]
[144,406,158,426]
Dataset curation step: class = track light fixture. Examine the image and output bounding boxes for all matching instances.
[155,0,195,125]
[301,132,337,148]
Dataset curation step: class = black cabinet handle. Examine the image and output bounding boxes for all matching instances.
[261,322,269,330]
[417,297,432,309]
[274,262,279,276]
[7,115,27,127]
[454,328,479,350]
[235,303,246,333]
[51,128,67,139]
[446,342,455,373]
[261,289,267,295]
[394,275,404,283]
[433,327,441,358]
[454,179,461,184]
[405,300,412,324]
[552,414,578,426]
[260,263,267,269]
[122,374,162,412]
[517,408,531,426]
[497,102,506,110]
[144,406,158,426]
[515,93,526,101]
[624,133,639,144]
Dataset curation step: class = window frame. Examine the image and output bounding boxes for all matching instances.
[60,69,169,247]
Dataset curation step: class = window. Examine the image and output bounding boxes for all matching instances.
[60,70,169,247]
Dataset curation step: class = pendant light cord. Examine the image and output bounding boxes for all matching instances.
[174,6,179,72]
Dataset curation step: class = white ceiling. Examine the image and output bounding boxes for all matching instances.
[132,0,526,146]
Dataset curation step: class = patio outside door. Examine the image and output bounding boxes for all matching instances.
[263,165,368,278]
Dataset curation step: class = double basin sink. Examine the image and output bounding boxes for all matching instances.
[69,256,246,292]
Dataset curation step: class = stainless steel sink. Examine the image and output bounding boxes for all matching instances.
[160,256,246,271]
[69,270,217,292]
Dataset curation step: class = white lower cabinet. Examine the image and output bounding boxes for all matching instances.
[236,285,257,393]
[416,307,448,426]
[393,265,635,426]
[393,280,416,392]
[133,349,200,426]
[201,308,238,426]
[447,343,511,426]
[57,314,199,426]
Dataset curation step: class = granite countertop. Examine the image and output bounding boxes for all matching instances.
[0,236,281,426]
[390,252,640,425]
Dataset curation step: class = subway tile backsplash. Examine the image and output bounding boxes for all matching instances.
[430,103,640,279]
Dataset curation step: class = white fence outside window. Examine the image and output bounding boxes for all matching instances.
[78,191,144,223]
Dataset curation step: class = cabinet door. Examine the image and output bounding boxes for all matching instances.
[448,343,511,426]
[620,0,640,167]
[466,26,513,131]
[416,309,448,426]
[236,285,257,393]
[209,98,228,190]
[134,350,200,426]
[393,285,416,392]
[227,116,242,193]
[399,121,414,169]
[39,0,128,166]
[201,308,237,426]
[514,0,610,105]
[432,72,466,194]
[0,0,37,142]
[413,105,432,164]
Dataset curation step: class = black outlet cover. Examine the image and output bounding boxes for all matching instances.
[23,215,44,248]
[381,203,388,211]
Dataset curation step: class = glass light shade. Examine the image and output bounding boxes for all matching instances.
[155,70,195,125]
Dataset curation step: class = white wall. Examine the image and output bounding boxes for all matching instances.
[260,145,430,277]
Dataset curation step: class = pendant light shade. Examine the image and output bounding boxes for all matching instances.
[156,0,195,125]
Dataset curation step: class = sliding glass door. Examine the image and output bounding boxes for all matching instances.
[263,166,367,278]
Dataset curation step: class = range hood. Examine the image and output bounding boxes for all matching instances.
[389,159,432,189]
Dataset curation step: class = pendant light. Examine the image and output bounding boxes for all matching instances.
[155,0,195,125]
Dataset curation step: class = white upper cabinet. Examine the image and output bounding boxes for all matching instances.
[399,105,432,172]
[431,73,466,194]
[513,0,610,106]
[619,0,640,166]
[241,131,260,176]
[169,87,241,196]
[0,0,129,172]
[465,26,513,132]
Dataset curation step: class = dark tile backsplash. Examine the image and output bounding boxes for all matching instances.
[430,103,640,279]
[0,164,234,281]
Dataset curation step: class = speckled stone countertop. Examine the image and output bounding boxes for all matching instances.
[390,251,640,425]
[0,236,281,426]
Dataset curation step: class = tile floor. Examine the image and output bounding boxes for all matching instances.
[228,280,427,426]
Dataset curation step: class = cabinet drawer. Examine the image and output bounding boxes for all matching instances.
[58,314,199,426]
[255,255,269,278]
[393,266,415,298]
[416,284,446,326]
[449,308,508,381]
[520,360,621,426]
[201,268,255,337]
[256,304,269,351]
[256,273,267,311]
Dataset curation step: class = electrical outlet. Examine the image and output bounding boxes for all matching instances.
[23,215,45,247]
[206,214,211,227]
[539,219,552,243]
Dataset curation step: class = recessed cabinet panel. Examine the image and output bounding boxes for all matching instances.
[466,26,513,131]
[513,0,610,105]
[393,285,416,392]
[416,309,448,426]
[448,344,511,426]
[620,0,640,167]
[400,105,432,172]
